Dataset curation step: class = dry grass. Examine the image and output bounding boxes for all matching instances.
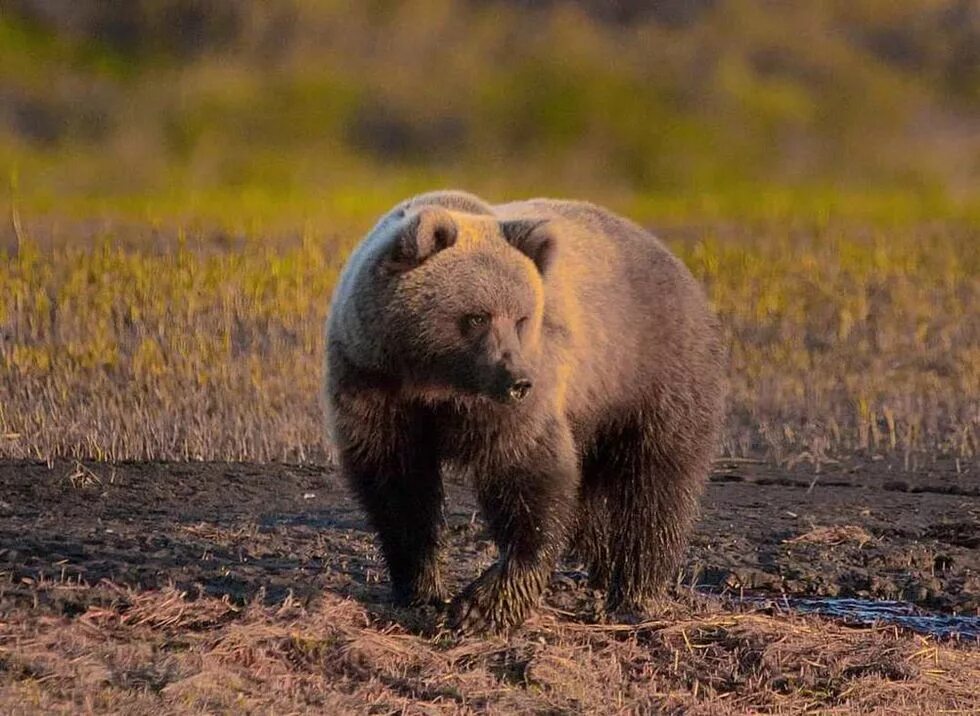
[1,582,978,714]
[782,525,874,548]
[1,216,976,465]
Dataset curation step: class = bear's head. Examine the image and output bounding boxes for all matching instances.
[379,205,555,405]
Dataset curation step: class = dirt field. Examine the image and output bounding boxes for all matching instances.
[2,457,977,713]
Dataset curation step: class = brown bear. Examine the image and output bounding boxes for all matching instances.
[323,190,726,634]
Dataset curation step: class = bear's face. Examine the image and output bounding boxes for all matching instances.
[380,207,554,405]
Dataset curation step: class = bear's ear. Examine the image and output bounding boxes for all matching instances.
[385,207,458,272]
[500,219,555,275]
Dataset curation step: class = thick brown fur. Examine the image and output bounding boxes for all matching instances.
[324,190,726,634]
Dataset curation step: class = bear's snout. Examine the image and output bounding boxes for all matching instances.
[493,365,533,404]
[484,341,534,404]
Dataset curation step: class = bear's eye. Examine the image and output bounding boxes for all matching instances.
[516,316,529,332]
[465,313,489,329]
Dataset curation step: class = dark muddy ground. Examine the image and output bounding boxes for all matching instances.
[1,456,977,629]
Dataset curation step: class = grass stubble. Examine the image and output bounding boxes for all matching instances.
[1,215,976,466]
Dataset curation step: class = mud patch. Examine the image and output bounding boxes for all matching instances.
[0,456,977,627]
[689,456,979,617]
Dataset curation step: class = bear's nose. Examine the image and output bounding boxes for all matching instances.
[508,379,533,402]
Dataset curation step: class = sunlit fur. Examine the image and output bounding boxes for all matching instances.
[324,189,727,634]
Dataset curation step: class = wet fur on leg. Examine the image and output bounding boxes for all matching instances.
[332,385,449,608]
[449,413,579,634]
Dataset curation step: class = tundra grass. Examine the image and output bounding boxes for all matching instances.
[1,212,976,466]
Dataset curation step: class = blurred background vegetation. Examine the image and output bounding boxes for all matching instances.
[0,1,977,464]
[2,0,979,226]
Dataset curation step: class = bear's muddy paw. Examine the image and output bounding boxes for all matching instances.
[407,589,451,610]
[448,567,530,636]
[393,577,450,609]
[603,590,653,625]
[586,568,610,591]
[603,608,648,626]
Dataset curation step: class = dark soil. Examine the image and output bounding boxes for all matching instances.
[1,456,977,625]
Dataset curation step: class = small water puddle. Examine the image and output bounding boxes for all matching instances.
[733,594,980,640]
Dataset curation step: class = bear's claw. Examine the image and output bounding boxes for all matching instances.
[447,565,536,635]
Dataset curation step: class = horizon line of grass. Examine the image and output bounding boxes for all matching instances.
[4,173,979,239]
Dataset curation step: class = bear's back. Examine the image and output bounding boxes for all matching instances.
[493,197,722,425]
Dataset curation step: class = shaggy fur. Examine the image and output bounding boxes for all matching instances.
[324,190,726,634]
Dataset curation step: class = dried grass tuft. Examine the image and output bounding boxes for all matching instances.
[784,525,875,547]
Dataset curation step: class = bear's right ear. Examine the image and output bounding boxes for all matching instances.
[384,207,458,272]
[501,219,556,276]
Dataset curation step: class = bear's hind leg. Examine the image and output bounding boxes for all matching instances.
[590,418,706,615]
[572,454,613,591]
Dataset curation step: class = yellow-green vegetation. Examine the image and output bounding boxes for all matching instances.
[1,215,976,464]
[1,223,342,461]
[0,1,977,464]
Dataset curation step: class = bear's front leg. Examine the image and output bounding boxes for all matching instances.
[450,416,578,635]
[336,401,448,607]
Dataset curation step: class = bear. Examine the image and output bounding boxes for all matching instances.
[323,189,726,634]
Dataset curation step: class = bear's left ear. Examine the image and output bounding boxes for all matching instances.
[500,220,556,276]
[385,207,458,272]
